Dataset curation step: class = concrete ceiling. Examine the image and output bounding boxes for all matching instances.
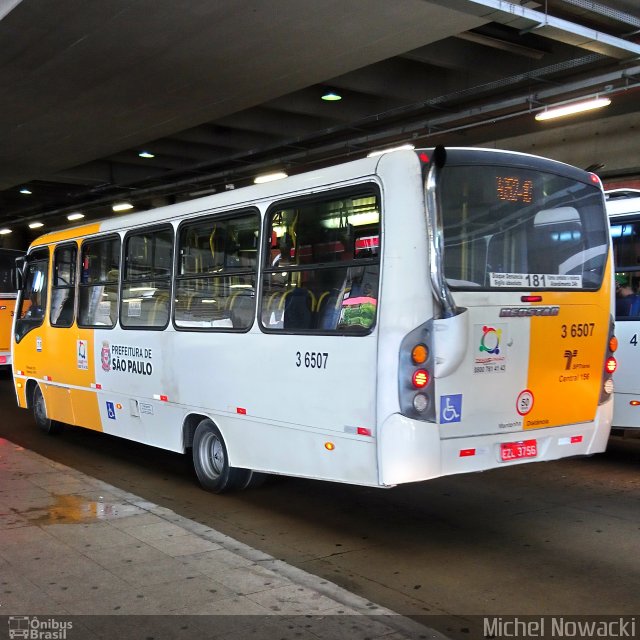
[1,0,639,242]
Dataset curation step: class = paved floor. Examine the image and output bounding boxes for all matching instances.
[0,437,445,640]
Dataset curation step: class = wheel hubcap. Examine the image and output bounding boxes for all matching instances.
[199,431,224,479]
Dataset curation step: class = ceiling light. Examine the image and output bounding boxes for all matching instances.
[67,212,85,221]
[0,228,12,235]
[367,143,415,157]
[535,97,611,121]
[321,90,342,101]
[138,151,155,158]
[112,202,133,212]
[254,171,288,184]
[19,188,32,195]
[28,222,44,229]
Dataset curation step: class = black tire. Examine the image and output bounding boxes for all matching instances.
[33,385,63,435]
[192,419,248,493]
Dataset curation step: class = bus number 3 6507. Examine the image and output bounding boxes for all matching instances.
[296,352,329,369]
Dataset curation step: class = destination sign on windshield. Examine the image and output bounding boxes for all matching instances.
[490,273,582,288]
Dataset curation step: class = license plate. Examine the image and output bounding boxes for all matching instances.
[500,439,537,462]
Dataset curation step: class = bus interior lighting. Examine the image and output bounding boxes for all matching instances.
[535,97,611,121]
[67,212,85,221]
[0,229,12,235]
[138,151,155,158]
[19,188,32,195]
[28,222,44,229]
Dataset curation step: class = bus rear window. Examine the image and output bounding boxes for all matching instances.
[439,165,608,290]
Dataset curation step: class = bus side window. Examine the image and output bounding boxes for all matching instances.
[50,243,77,327]
[121,226,173,329]
[78,236,120,328]
[175,211,259,331]
[261,191,380,334]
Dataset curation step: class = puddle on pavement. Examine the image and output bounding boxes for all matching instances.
[21,493,120,525]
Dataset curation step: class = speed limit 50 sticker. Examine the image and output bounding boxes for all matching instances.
[516,389,534,416]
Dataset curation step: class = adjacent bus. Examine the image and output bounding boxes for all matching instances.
[11,148,616,492]
[1,248,24,369]
[606,188,640,429]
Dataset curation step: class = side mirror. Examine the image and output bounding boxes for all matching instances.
[12,257,25,291]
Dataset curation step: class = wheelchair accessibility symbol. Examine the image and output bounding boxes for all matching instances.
[106,401,116,420]
[440,394,462,423]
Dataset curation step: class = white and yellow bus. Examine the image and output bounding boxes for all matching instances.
[606,188,640,429]
[12,147,616,492]
[1,248,24,369]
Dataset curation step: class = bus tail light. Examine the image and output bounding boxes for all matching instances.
[412,369,429,388]
[599,319,616,404]
[0,356,6,365]
[399,322,435,421]
[605,357,617,374]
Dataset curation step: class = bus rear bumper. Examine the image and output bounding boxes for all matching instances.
[378,401,613,486]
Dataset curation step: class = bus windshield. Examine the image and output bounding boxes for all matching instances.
[439,164,608,290]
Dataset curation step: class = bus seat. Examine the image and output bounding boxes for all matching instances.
[282,287,314,330]
[144,292,170,326]
[316,289,342,330]
[228,290,254,328]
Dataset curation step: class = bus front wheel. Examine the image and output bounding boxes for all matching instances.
[33,385,63,435]
[192,419,247,493]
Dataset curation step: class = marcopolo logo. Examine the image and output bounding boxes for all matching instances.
[499,306,560,317]
[8,616,72,640]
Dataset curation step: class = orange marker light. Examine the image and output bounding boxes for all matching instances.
[411,344,428,364]
[630,400,640,407]
[324,442,335,451]
[412,369,429,388]
[609,336,618,352]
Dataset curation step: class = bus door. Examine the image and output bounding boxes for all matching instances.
[432,158,611,443]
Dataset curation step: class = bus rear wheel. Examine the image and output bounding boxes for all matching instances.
[33,385,63,435]
[192,419,247,493]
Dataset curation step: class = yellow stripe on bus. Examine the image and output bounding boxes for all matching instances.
[30,224,102,247]
[525,262,611,429]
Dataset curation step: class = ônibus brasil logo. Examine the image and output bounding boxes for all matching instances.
[479,325,501,355]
